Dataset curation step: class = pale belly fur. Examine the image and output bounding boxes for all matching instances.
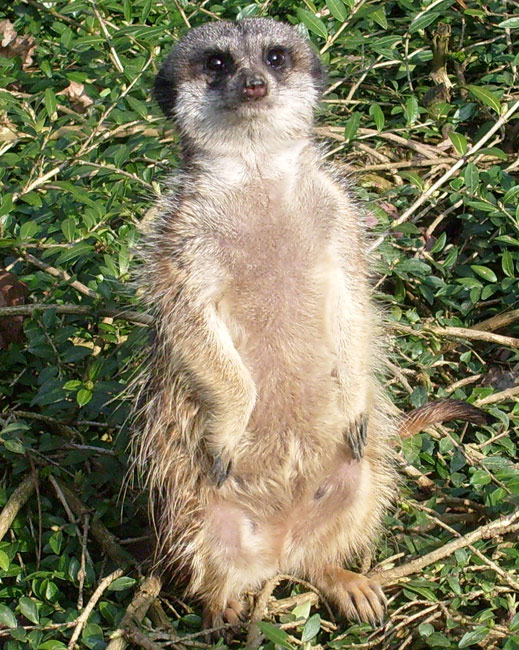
[216,212,349,505]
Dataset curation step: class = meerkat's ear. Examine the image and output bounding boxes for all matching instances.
[154,55,177,120]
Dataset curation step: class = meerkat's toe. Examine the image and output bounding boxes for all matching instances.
[314,566,386,627]
[223,599,246,625]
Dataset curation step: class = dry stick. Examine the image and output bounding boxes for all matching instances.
[0,303,153,327]
[475,385,519,407]
[88,0,124,73]
[106,574,163,650]
[412,501,519,592]
[68,568,124,649]
[123,624,165,650]
[474,309,519,333]
[54,480,135,568]
[426,325,519,348]
[246,575,283,647]
[351,156,459,172]
[24,253,97,299]
[391,322,519,349]
[370,98,519,251]
[373,508,519,585]
[0,474,35,541]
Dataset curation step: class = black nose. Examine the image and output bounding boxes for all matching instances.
[242,75,267,100]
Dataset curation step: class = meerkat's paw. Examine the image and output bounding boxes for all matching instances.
[314,566,386,627]
[208,452,232,488]
[344,415,368,461]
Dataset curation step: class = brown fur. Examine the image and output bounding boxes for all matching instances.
[133,18,485,629]
[400,399,488,438]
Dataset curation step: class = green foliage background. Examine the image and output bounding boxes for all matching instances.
[0,0,518,648]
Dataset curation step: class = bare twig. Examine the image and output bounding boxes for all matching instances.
[106,575,163,650]
[475,385,519,406]
[246,575,283,647]
[373,508,519,585]
[54,479,134,567]
[68,568,124,649]
[24,253,97,299]
[0,475,35,542]
[370,98,519,250]
[0,303,153,326]
[391,322,519,348]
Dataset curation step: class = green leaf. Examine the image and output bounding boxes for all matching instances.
[20,221,39,240]
[38,642,68,650]
[503,186,519,204]
[108,576,137,591]
[502,250,515,278]
[0,549,10,571]
[409,11,441,33]
[61,218,76,242]
[55,242,94,265]
[19,596,39,624]
[369,102,385,130]
[0,604,17,628]
[405,95,419,125]
[467,85,501,114]
[49,531,63,555]
[44,88,57,119]
[498,17,519,29]
[448,131,468,155]
[344,112,361,142]
[470,469,491,486]
[399,171,424,190]
[326,0,348,22]
[76,389,93,407]
[296,9,328,40]
[123,0,132,22]
[257,621,294,649]
[471,265,497,282]
[425,632,450,647]
[369,6,388,29]
[4,438,26,454]
[459,626,489,648]
[302,613,321,642]
[291,598,312,620]
[430,231,446,253]
[464,163,479,192]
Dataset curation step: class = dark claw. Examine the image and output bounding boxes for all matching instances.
[345,415,368,461]
[208,455,232,487]
[360,417,368,444]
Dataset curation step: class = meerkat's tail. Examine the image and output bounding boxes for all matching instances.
[399,399,488,439]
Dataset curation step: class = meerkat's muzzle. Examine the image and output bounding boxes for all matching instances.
[241,72,268,100]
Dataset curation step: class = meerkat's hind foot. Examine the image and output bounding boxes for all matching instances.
[314,566,386,627]
[345,415,368,461]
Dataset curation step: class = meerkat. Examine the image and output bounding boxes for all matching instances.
[134,18,487,629]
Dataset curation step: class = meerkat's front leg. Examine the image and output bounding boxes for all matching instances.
[333,283,374,460]
[157,260,256,486]
[183,306,256,485]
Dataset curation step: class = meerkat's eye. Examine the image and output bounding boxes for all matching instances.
[265,48,286,69]
[205,53,229,73]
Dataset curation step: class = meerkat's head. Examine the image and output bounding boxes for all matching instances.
[154,18,325,152]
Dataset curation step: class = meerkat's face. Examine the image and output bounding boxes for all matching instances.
[154,18,325,149]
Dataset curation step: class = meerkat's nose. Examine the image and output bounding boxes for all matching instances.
[242,74,268,100]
